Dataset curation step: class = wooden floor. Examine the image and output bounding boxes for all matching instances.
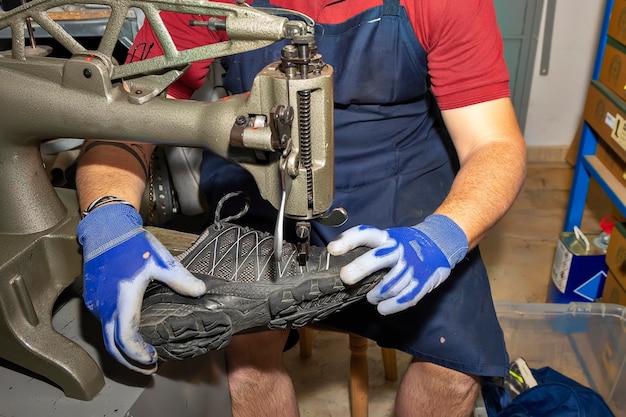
[283,161,616,417]
[483,161,613,303]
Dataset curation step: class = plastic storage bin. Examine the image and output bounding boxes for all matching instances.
[493,302,625,416]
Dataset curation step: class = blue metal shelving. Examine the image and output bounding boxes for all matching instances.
[563,0,621,231]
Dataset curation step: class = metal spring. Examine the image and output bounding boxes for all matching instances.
[298,90,314,206]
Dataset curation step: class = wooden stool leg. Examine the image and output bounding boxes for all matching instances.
[381,348,398,381]
[298,327,313,359]
[349,333,369,417]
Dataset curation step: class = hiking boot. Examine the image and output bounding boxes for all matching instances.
[139,221,384,361]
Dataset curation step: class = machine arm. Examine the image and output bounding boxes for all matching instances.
[0,0,337,401]
[1,0,309,78]
[0,0,337,231]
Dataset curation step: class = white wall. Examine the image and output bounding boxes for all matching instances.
[523,0,605,147]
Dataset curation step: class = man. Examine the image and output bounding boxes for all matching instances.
[76,1,527,416]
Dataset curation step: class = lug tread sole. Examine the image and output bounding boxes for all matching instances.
[140,270,382,361]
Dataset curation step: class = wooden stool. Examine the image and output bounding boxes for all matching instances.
[298,327,398,417]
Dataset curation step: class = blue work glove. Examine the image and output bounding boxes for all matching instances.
[327,214,468,315]
[77,203,206,374]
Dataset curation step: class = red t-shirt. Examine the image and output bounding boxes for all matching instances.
[128,0,509,110]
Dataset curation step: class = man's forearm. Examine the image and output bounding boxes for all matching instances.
[438,98,527,249]
[76,140,155,212]
[436,138,526,249]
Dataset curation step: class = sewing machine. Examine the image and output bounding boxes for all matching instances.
[0,0,339,413]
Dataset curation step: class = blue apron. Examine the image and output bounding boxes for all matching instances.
[201,0,509,377]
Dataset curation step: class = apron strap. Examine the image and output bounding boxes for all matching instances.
[383,0,401,15]
[252,0,271,7]
[253,1,401,17]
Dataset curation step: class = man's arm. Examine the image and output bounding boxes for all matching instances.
[438,96,527,248]
[328,97,526,315]
[76,141,154,212]
[75,138,206,374]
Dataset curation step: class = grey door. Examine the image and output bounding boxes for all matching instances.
[494,0,544,130]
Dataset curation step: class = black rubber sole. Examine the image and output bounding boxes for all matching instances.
[140,259,383,361]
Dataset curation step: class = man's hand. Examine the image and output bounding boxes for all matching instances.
[77,203,206,374]
[327,214,468,315]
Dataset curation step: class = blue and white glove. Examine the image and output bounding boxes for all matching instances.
[77,203,206,374]
[327,214,468,315]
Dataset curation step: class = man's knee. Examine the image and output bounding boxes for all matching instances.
[396,359,479,417]
[224,330,298,416]
[412,359,479,398]
[225,330,289,371]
